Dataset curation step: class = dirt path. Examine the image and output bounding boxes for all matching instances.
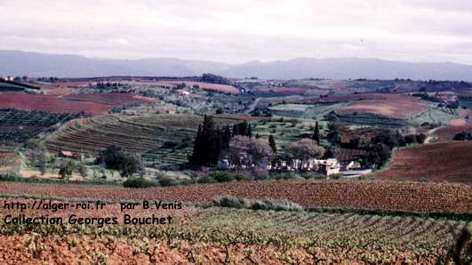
[424,126,442,144]
[244,97,261,114]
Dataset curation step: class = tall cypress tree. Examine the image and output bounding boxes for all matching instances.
[190,115,229,166]
[190,124,204,166]
[313,121,320,145]
[190,115,217,166]
[222,126,232,148]
[268,134,277,153]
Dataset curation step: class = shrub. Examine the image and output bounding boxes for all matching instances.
[213,196,251,209]
[329,173,342,180]
[123,177,156,188]
[272,172,297,180]
[253,199,304,211]
[234,174,250,181]
[209,172,235,183]
[158,176,178,187]
[58,161,74,180]
[453,131,472,141]
[214,196,304,212]
[299,172,326,180]
[197,175,217,184]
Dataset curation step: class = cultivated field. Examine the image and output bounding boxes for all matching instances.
[268,103,346,120]
[0,109,80,144]
[0,151,20,174]
[0,201,466,264]
[379,141,472,184]
[338,94,427,119]
[0,180,470,214]
[0,92,155,115]
[253,118,324,148]
[409,105,460,127]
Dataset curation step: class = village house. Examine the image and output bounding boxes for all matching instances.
[59,150,81,160]
[177,89,190,96]
[218,157,343,177]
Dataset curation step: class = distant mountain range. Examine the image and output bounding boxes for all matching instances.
[1,50,472,81]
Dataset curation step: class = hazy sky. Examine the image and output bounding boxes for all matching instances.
[1,0,471,64]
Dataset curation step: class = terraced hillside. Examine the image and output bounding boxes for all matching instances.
[46,114,244,168]
[0,80,39,91]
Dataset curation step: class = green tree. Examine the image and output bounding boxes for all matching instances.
[287,139,325,163]
[97,145,142,178]
[59,161,74,179]
[226,136,273,168]
[326,122,340,145]
[78,163,88,178]
[120,155,142,178]
[189,115,220,166]
[366,143,391,168]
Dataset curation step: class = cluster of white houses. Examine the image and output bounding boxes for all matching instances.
[218,157,371,178]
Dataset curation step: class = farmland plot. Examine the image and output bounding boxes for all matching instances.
[268,103,346,120]
[253,118,324,148]
[338,94,427,119]
[379,141,472,184]
[0,203,466,264]
[0,109,80,144]
[0,92,155,115]
[408,104,460,126]
[0,180,470,214]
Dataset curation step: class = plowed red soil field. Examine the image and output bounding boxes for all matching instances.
[0,92,156,115]
[0,180,470,214]
[338,94,426,118]
[379,141,472,184]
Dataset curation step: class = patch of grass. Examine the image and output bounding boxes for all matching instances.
[214,196,304,211]
[158,176,178,186]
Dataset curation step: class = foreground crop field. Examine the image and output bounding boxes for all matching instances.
[0,180,470,214]
[0,199,467,264]
[0,92,155,115]
[379,141,472,184]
